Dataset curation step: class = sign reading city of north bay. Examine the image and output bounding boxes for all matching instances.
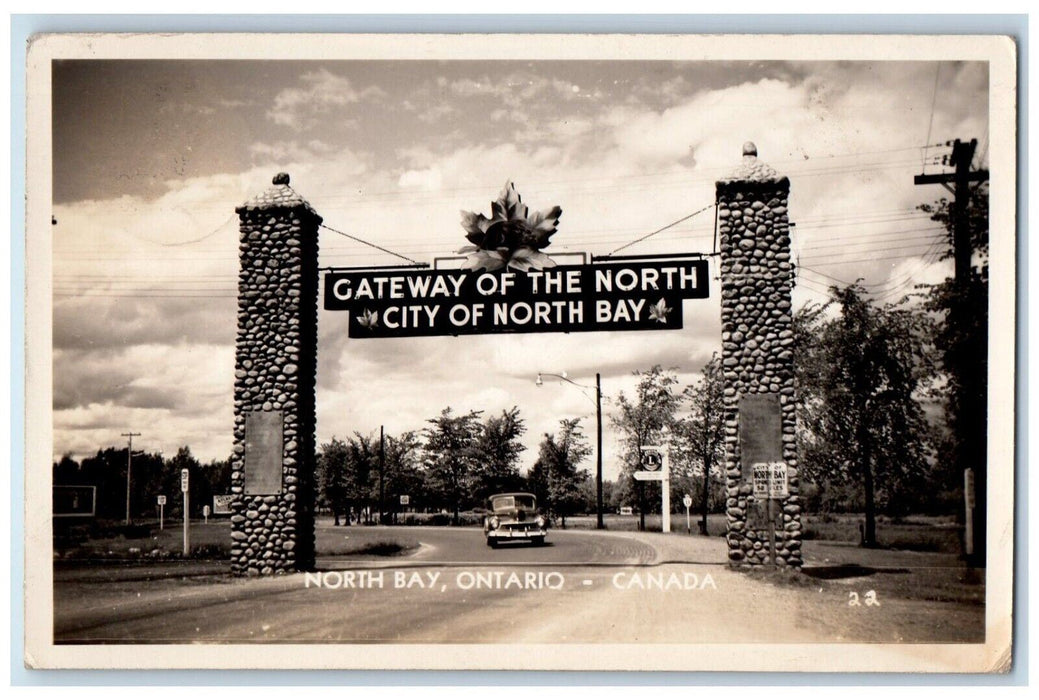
[325,259,709,338]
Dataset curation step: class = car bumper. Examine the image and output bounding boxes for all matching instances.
[488,529,547,539]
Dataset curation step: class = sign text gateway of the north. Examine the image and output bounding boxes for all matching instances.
[324,259,709,338]
[228,143,801,576]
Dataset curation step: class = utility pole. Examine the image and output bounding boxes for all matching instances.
[595,373,604,530]
[121,431,141,526]
[379,425,385,526]
[914,139,989,281]
[915,138,989,567]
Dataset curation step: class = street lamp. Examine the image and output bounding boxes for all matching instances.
[535,371,605,530]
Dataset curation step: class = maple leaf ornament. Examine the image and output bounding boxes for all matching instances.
[459,182,562,272]
[648,298,671,324]
[356,309,379,330]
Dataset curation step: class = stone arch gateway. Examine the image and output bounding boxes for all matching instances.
[228,145,801,576]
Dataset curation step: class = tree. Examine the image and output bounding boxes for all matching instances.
[471,407,527,501]
[383,431,423,522]
[533,418,592,528]
[672,354,726,535]
[611,365,681,530]
[920,183,988,562]
[423,407,483,525]
[796,284,935,546]
[344,433,378,523]
[317,438,351,525]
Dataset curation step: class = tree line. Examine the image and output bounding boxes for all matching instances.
[316,407,595,526]
[53,446,229,521]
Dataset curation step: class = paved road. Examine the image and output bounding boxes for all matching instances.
[317,524,666,569]
[52,525,983,646]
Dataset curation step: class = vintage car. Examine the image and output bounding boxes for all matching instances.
[483,492,547,547]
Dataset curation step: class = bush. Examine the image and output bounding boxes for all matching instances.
[397,511,484,527]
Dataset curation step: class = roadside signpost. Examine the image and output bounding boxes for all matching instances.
[752,462,789,566]
[683,493,693,534]
[203,504,210,524]
[637,446,671,533]
[157,495,166,530]
[181,468,190,556]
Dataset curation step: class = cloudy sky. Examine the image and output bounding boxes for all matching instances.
[50,58,989,477]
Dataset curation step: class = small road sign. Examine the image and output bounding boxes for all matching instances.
[212,495,234,515]
[637,445,671,532]
[682,494,693,508]
[400,495,410,505]
[640,447,664,471]
[157,495,166,506]
[752,462,788,499]
[180,469,190,493]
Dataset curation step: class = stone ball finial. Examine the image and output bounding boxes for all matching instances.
[742,141,758,157]
[273,172,290,185]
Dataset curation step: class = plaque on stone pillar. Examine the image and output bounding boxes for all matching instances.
[738,394,782,482]
[244,410,284,495]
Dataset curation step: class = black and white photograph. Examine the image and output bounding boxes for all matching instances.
[23,33,1016,671]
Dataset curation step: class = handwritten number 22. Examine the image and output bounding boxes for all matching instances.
[848,591,880,607]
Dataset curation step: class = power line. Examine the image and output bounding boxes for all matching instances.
[605,203,715,256]
[802,249,946,267]
[797,229,945,253]
[318,223,423,265]
[922,64,942,172]
[159,213,237,247]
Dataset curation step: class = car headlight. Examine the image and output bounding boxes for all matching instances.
[490,516,500,529]
[535,516,545,528]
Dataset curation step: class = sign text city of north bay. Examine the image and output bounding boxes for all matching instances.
[324,259,710,338]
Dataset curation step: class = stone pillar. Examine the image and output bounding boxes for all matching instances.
[716,144,802,568]
[230,173,320,576]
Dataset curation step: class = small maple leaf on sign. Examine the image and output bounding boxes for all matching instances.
[356,309,379,329]
[648,298,671,324]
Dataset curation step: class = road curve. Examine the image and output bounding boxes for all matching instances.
[317,525,661,569]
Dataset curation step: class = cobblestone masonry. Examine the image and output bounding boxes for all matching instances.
[230,173,321,575]
[716,144,802,568]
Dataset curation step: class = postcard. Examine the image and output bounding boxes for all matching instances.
[23,32,1016,672]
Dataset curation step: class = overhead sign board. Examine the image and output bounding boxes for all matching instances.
[325,259,709,339]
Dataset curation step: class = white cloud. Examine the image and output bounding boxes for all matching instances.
[267,68,386,130]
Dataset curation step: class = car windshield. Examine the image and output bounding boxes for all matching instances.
[491,495,535,512]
